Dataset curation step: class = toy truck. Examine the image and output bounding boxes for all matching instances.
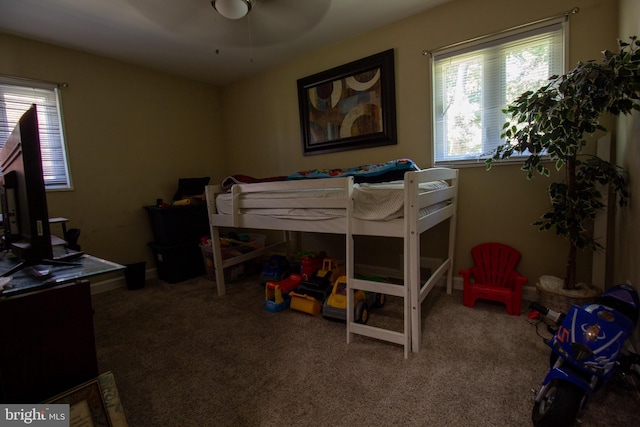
[265,274,302,313]
[322,275,386,324]
[288,290,323,315]
[310,257,340,285]
[260,255,290,284]
[289,258,341,315]
[289,278,334,315]
[300,252,325,280]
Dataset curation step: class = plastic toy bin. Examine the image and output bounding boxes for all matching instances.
[201,233,265,282]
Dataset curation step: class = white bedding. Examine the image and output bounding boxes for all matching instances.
[215,180,449,221]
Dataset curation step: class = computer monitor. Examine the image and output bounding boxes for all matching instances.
[0,104,54,268]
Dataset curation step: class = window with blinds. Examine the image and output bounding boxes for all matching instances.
[0,76,71,189]
[432,21,566,165]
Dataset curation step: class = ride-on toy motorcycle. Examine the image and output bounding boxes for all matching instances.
[529,283,640,427]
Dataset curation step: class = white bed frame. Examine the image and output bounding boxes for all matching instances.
[204,167,458,358]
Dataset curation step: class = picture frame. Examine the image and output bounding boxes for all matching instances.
[297,49,397,155]
[45,371,128,427]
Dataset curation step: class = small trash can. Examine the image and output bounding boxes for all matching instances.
[125,262,146,290]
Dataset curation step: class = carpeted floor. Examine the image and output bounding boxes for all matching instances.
[91,276,640,427]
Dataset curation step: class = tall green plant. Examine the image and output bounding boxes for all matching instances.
[487,37,640,290]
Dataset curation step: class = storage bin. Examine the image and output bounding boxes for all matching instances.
[144,205,209,245]
[201,233,265,283]
[149,242,205,284]
[220,233,266,260]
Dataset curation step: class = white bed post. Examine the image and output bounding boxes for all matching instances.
[345,177,355,345]
[406,173,420,355]
[205,185,228,296]
[210,227,227,296]
[446,171,459,294]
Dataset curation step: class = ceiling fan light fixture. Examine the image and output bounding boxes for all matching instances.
[212,0,252,20]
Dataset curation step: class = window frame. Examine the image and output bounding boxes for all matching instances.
[0,75,73,191]
[430,18,568,167]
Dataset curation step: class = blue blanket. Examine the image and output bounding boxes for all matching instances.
[287,158,419,184]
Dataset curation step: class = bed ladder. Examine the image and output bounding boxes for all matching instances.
[408,169,459,353]
[346,188,412,360]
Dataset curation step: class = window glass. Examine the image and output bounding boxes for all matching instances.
[432,22,565,165]
[0,77,72,189]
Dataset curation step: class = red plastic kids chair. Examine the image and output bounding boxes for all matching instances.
[459,242,527,316]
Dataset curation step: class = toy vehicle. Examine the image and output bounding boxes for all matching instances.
[300,252,325,280]
[314,257,335,281]
[306,257,340,286]
[290,258,341,315]
[322,275,386,323]
[265,274,302,312]
[259,255,290,284]
[289,291,323,316]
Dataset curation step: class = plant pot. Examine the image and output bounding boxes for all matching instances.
[536,275,601,315]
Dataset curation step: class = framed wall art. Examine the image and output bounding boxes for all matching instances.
[297,49,397,155]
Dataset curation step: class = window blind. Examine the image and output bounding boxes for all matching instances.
[0,76,71,189]
[432,21,566,165]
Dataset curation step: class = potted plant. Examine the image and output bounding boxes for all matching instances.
[486,37,640,310]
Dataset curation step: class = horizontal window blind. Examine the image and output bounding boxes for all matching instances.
[432,21,566,165]
[0,76,71,189]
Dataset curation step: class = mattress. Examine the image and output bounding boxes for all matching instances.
[215,180,449,221]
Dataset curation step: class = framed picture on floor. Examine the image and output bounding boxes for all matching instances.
[45,371,128,427]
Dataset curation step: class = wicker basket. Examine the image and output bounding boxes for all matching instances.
[536,280,601,315]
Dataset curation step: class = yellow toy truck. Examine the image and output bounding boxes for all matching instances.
[322,275,386,323]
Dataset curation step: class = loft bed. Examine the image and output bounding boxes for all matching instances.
[204,163,458,358]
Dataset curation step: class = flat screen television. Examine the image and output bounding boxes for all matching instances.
[0,105,79,277]
[1,104,53,263]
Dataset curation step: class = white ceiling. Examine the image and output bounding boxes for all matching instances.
[0,0,451,86]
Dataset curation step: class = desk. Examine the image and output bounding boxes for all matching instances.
[0,251,124,297]
[0,252,124,403]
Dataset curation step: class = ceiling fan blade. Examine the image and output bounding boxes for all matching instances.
[248,0,331,46]
[126,0,203,32]
[124,0,331,49]
[206,0,331,47]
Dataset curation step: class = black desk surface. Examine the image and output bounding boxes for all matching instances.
[0,250,125,297]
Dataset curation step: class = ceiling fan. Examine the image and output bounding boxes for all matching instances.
[208,0,331,46]
[211,0,252,20]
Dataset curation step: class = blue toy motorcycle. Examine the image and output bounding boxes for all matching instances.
[529,284,640,427]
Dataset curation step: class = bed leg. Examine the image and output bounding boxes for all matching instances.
[210,226,226,296]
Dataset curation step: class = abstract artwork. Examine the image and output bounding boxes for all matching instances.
[298,49,397,155]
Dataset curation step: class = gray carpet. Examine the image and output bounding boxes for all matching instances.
[92,276,640,427]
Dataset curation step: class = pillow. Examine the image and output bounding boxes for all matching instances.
[287,158,420,184]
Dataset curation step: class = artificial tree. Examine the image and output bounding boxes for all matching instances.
[487,36,640,291]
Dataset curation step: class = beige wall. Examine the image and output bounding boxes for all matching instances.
[0,0,631,294]
[616,0,640,344]
[220,0,621,286]
[0,34,226,266]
